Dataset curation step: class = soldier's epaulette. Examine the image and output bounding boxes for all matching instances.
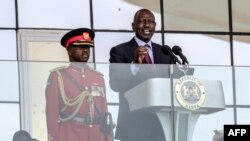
[49,65,69,72]
[88,67,104,76]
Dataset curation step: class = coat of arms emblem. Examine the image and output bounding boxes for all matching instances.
[175,75,206,110]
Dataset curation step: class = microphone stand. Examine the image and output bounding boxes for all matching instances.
[169,64,176,141]
[181,59,189,65]
[169,63,189,141]
[174,57,182,65]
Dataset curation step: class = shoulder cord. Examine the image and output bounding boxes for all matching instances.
[58,70,113,141]
[61,69,103,115]
[56,70,90,122]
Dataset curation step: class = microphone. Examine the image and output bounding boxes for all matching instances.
[172,45,189,64]
[162,45,181,64]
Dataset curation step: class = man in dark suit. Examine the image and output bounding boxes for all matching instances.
[109,9,175,141]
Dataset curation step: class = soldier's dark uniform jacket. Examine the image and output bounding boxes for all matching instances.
[45,64,113,141]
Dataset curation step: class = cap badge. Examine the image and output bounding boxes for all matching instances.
[83,32,90,41]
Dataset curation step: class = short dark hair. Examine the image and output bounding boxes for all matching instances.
[26,139,39,141]
[133,9,154,22]
[13,130,31,141]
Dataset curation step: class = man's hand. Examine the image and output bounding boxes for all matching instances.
[134,45,148,64]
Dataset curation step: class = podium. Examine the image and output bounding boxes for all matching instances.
[124,78,226,141]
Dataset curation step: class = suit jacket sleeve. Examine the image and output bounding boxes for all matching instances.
[110,46,130,63]
[110,46,141,94]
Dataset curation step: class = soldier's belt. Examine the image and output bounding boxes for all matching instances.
[72,115,100,124]
[60,113,100,124]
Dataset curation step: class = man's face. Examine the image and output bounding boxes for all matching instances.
[132,10,156,43]
[67,46,90,62]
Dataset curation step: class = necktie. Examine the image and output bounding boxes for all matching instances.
[144,44,152,64]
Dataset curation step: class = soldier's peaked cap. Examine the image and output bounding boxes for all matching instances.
[61,28,95,48]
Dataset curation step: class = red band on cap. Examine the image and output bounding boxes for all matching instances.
[65,33,92,48]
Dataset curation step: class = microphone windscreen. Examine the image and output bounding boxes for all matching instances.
[162,45,172,54]
[172,45,182,55]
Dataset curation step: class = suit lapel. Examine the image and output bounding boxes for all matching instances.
[128,39,162,64]
[127,38,138,62]
[152,43,160,63]
[128,38,138,51]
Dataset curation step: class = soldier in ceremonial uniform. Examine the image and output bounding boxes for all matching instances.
[45,28,114,141]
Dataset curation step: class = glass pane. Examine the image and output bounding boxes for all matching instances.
[28,41,68,61]
[108,105,119,140]
[0,0,15,28]
[18,62,245,141]
[95,63,119,103]
[235,67,250,105]
[0,61,19,101]
[189,66,233,105]
[0,103,20,141]
[20,61,171,141]
[95,32,134,63]
[173,66,234,141]
[165,33,231,65]
[193,108,234,141]
[93,0,161,30]
[18,61,246,141]
[163,0,229,31]
[0,30,17,60]
[233,36,250,66]
[18,30,95,62]
[232,0,250,32]
[237,108,250,124]
[100,63,172,141]
[18,0,90,28]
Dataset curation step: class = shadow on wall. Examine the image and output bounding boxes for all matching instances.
[126,0,250,44]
